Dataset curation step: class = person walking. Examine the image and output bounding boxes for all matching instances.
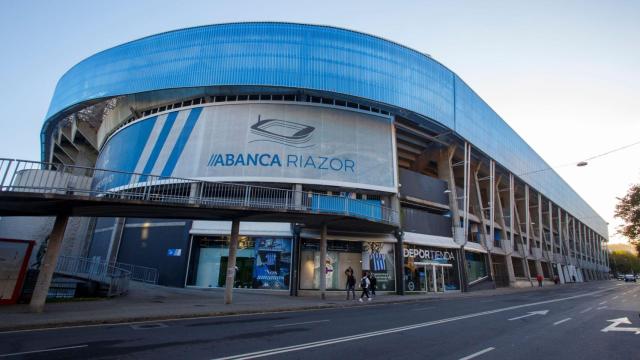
[359,271,371,302]
[369,272,377,298]
[536,273,543,287]
[346,273,356,300]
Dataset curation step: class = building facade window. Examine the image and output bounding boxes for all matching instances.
[186,236,292,290]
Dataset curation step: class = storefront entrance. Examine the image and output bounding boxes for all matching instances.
[403,244,460,292]
[411,262,452,293]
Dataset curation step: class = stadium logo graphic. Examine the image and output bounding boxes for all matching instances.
[249,115,315,148]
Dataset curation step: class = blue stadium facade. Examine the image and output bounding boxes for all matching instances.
[41,23,609,292]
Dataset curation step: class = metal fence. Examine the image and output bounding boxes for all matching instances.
[115,262,159,284]
[55,255,130,297]
[0,158,399,225]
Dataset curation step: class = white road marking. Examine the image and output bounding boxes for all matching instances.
[597,306,608,310]
[599,301,607,305]
[273,320,330,328]
[458,347,495,360]
[612,296,618,300]
[579,307,593,314]
[411,306,436,311]
[212,288,609,360]
[0,345,87,358]
[553,318,572,326]
[508,310,549,321]
[601,317,640,334]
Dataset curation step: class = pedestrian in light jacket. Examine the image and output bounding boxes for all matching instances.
[359,271,371,302]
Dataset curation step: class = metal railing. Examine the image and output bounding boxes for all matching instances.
[55,255,130,297]
[115,262,159,284]
[0,158,399,225]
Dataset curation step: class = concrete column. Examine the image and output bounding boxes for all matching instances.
[224,219,240,305]
[548,202,554,263]
[29,214,69,313]
[319,223,328,300]
[494,175,516,286]
[525,185,530,255]
[293,184,303,210]
[188,182,200,204]
[537,194,544,260]
[395,230,405,295]
[535,260,544,277]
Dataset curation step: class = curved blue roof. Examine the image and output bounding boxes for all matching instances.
[43,22,607,236]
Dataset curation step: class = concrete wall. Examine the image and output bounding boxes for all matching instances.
[0,216,91,265]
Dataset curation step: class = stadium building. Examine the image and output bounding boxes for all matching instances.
[16,22,611,294]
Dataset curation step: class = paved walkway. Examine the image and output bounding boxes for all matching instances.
[0,280,584,331]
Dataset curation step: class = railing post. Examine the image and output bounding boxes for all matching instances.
[0,159,13,189]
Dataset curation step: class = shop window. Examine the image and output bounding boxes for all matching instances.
[300,239,395,291]
[186,236,292,290]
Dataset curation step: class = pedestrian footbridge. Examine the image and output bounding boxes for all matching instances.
[0,158,399,232]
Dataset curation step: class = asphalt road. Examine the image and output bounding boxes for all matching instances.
[1,281,638,360]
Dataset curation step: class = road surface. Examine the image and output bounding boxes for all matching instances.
[0,281,638,359]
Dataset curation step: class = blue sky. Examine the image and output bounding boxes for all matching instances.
[0,0,639,242]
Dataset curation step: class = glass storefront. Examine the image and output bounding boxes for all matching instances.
[465,251,488,282]
[403,244,460,292]
[186,236,292,290]
[299,239,395,291]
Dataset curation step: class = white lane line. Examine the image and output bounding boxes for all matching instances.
[273,320,330,328]
[579,307,593,314]
[596,306,608,310]
[411,306,436,311]
[459,347,495,360]
[599,301,607,305]
[553,318,572,326]
[0,345,87,358]
[212,288,610,360]
[612,296,618,300]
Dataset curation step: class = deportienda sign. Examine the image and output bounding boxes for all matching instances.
[403,248,456,262]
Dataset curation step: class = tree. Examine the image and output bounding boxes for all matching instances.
[614,183,640,253]
[609,250,640,275]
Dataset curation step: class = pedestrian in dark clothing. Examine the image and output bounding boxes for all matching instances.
[369,273,377,297]
[553,276,560,285]
[346,274,356,300]
[536,274,543,287]
[359,271,371,302]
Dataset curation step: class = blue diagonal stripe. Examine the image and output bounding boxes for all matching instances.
[139,111,179,182]
[160,107,203,177]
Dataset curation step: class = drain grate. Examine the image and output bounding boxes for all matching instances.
[130,323,168,330]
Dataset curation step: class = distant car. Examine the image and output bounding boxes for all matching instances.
[617,274,624,280]
[624,274,636,282]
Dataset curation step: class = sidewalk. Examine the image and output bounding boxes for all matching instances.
[0,281,587,331]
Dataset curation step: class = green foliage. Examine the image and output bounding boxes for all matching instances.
[609,250,640,274]
[614,183,640,253]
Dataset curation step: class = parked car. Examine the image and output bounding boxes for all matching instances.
[617,274,624,280]
[624,274,636,282]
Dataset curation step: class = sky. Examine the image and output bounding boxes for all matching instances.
[0,0,638,244]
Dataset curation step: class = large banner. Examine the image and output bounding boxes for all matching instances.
[95,103,396,192]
